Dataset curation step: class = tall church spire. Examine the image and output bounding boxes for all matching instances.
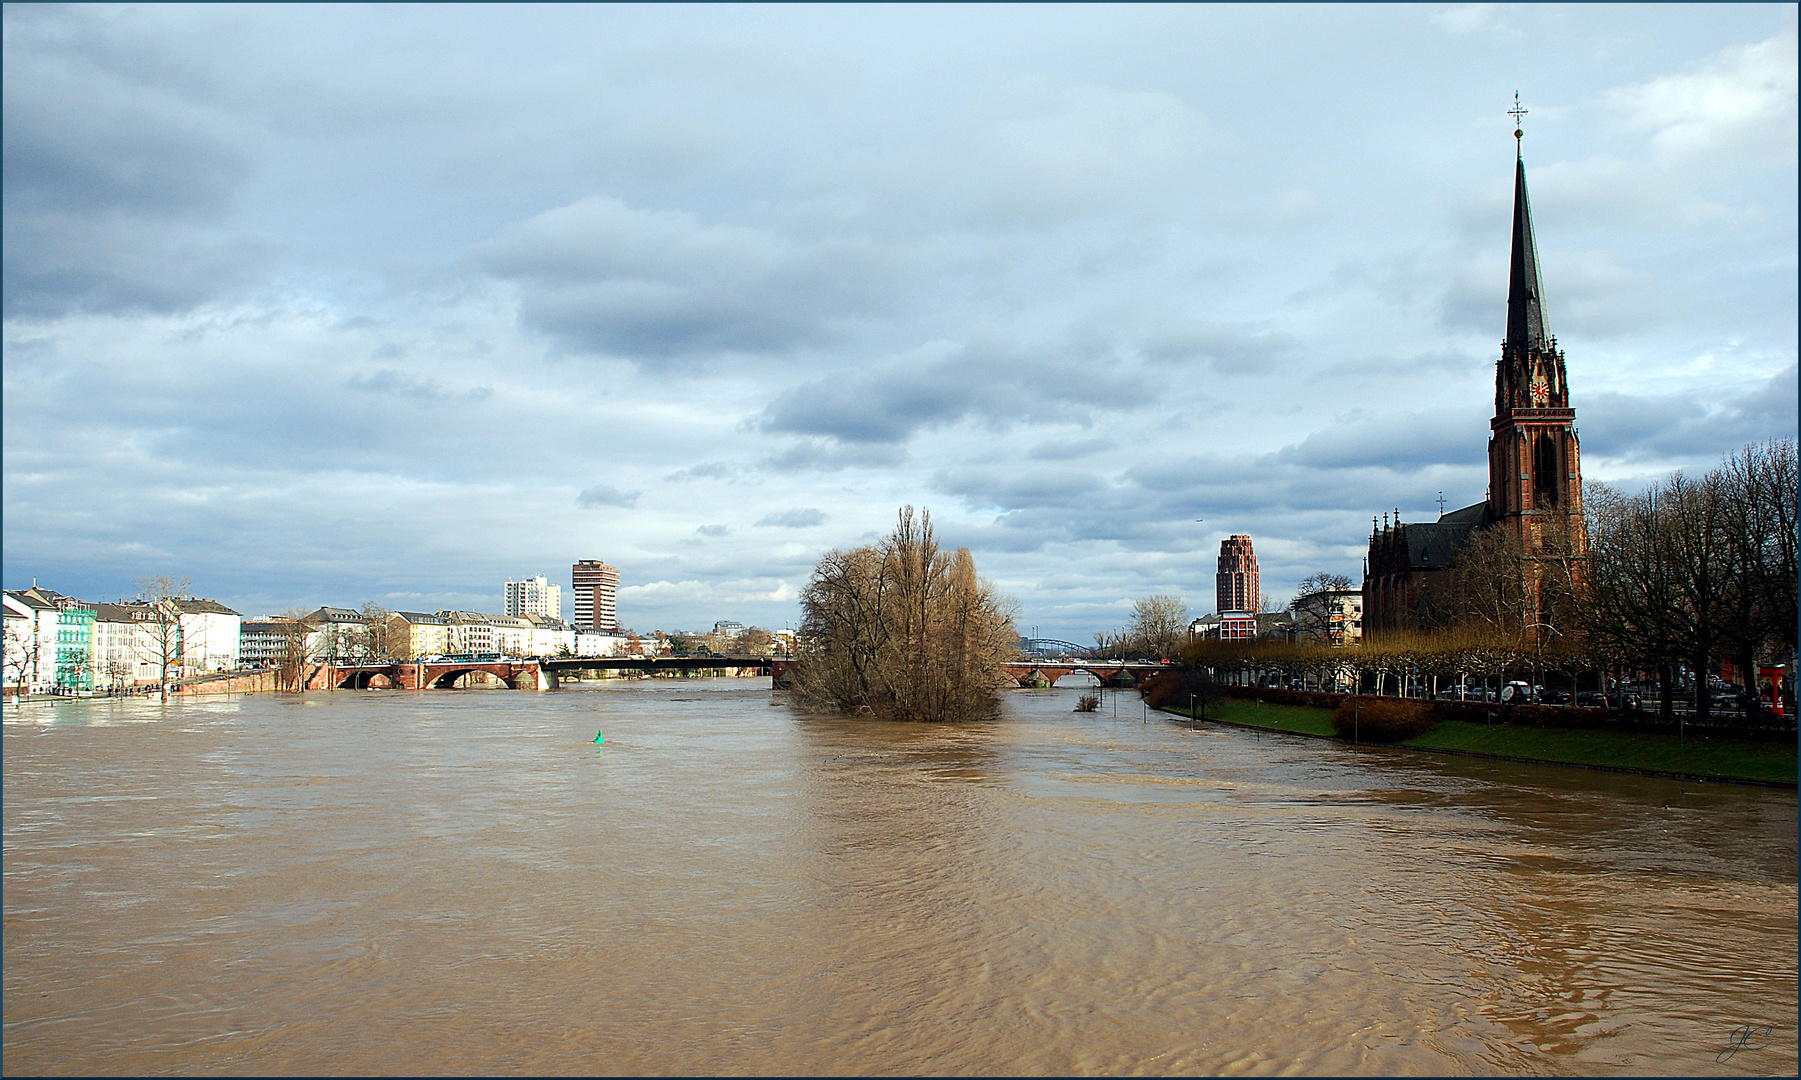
[1506,155,1549,352]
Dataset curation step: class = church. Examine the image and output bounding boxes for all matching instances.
[1364,121,1586,636]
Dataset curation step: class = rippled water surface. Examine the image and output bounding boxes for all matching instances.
[4,680,1795,1075]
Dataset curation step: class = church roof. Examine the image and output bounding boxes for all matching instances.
[1437,500,1490,526]
[1395,519,1483,571]
[1507,155,1550,352]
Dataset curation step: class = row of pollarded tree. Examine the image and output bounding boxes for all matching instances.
[1188,439,1798,720]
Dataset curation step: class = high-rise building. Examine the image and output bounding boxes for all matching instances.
[504,575,561,620]
[1216,535,1259,614]
[571,560,619,631]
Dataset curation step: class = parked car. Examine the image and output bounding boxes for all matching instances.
[1544,688,1571,705]
[1574,691,1606,708]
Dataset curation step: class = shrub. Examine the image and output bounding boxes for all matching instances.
[1331,696,1438,743]
[1142,668,1222,712]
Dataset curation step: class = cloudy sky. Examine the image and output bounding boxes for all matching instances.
[4,4,1795,639]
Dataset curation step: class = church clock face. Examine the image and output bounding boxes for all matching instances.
[1529,376,1550,405]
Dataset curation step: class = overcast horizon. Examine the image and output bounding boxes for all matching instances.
[4,4,1795,638]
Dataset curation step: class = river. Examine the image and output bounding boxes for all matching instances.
[3,679,1795,1075]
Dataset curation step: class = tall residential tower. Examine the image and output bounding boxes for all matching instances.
[504,575,562,620]
[572,560,619,631]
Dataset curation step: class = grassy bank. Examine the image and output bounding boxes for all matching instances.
[1167,700,1797,786]
[1406,720,1797,785]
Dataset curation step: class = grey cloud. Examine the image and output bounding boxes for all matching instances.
[932,467,1108,513]
[664,461,739,482]
[759,343,1130,447]
[346,369,494,401]
[696,524,731,537]
[577,485,641,508]
[1138,322,1298,374]
[480,196,900,361]
[1276,408,1490,471]
[2,54,253,219]
[1029,437,1114,461]
[3,215,273,319]
[760,439,907,473]
[760,363,974,444]
[2,19,267,318]
[1580,365,1798,465]
[756,508,828,528]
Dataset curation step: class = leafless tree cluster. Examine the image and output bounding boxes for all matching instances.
[274,610,317,692]
[792,506,1018,722]
[5,617,42,705]
[1090,595,1187,659]
[136,575,190,694]
[1130,594,1188,658]
[1582,439,1797,717]
[1293,572,1353,598]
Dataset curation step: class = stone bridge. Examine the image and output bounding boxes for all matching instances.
[1001,661,1169,688]
[325,655,1155,692]
[762,658,1166,690]
[327,660,553,691]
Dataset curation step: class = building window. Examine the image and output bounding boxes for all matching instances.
[1533,433,1560,507]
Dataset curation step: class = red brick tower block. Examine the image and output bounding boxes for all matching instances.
[1217,535,1259,614]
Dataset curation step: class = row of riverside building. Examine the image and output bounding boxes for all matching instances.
[2,560,632,696]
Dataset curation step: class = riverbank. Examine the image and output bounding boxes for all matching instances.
[1166,698,1798,788]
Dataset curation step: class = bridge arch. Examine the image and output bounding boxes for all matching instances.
[426,664,530,690]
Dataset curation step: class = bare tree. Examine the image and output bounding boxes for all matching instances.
[5,616,43,704]
[135,575,191,695]
[1583,483,1685,715]
[793,506,1018,721]
[103,656,135,695]
[1294,571,1354,597]
[359,601,396,661]
[1433,527,1528,639]
[1717,440,1799,712]
[1129,595,1187,658]
[733,626,775,657]
[273,612,316,692]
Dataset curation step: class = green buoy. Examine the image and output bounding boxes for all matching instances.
[593,729,605,744]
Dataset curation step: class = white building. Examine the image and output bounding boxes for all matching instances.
[172,598,241,673]
[91,602,164,687]
[574,627,628,657]
[516,614,575,657]
[504,575,562,620]
[3,592,57,695]
[440,611,497,654]
[301,607,367,662]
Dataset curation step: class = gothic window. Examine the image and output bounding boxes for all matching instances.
[1533,433,1560,507]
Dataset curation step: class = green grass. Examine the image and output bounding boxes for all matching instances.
[1172,698,1337,737]
[1405,720,1798,785]
[1163,700,1797,785]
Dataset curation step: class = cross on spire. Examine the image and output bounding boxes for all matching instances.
[1509,92,1527,154]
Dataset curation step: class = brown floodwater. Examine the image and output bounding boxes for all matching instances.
[3,679,1795,1076]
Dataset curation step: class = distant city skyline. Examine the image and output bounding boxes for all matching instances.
[3,5,1794,641]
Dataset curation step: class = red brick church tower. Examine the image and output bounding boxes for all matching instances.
[1364,109,1584,634]
[1487,124,1586,617]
